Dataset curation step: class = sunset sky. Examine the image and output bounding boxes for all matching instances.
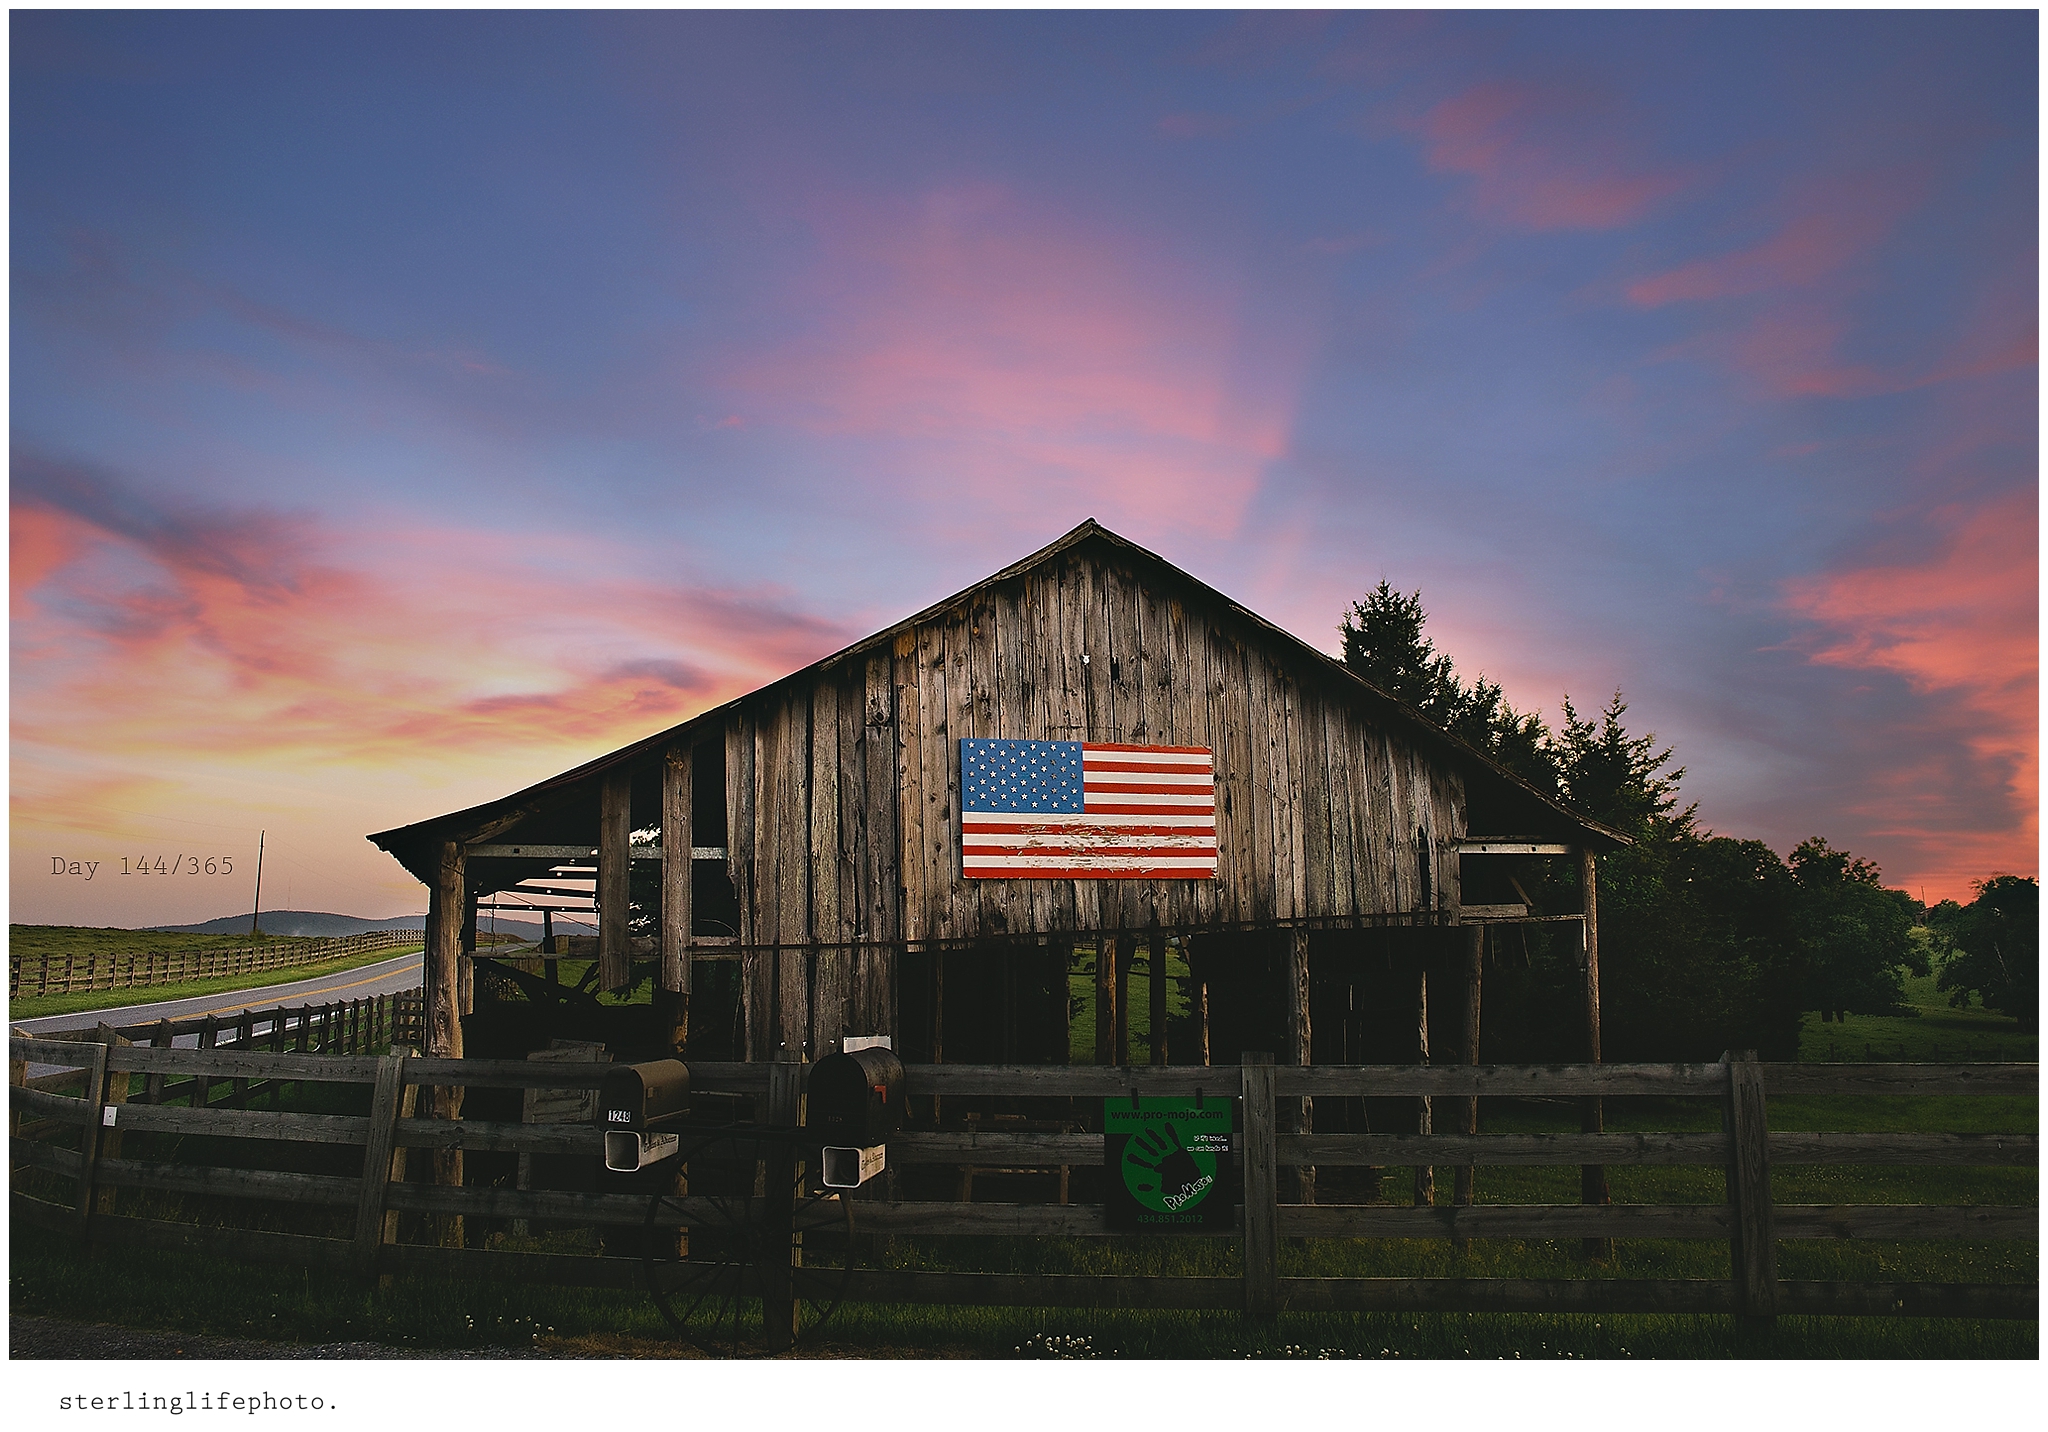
[10,10,2037,927]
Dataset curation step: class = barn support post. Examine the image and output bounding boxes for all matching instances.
[1052,940,1073,1065]
[427,838,466,1248]
[1723,1050,1778,1321]
[598,770,633,993]
[1148,922,1168,1066]
[1415,966,1434,1207]
[1285,927,1314,1204]
[1453,924,1482,1214]
[1240,1051,1279,1317]
[1580,846,1610,1259]
[458,892,477,1017]
[1094,934,1118,1066]
[762,1051,803,1352]
[1114,935,1133,1066]
[662,744,693,1053]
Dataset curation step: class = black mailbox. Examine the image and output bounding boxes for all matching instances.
[599,1059,690,1172]
[806,1046,905,1148]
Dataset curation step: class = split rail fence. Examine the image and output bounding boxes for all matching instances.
[11,929,422,999]
[9,1037,2036,1326]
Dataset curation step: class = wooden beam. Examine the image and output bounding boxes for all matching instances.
[1581,845,1609,1257]
[597,771,632,993]
[1148,926,1168,1067]
[1094,935,1118,1066]
[464,842,724,861]
[427,842,465,1061]
[1415,968,1433,1208]
[1453,924,1482,1211]
[1457,841,1574,856]
[1286,927,1314,1204]
[661,745,692,999]
[1240,1052,1278,1317]
[1725,1051,1778,1320]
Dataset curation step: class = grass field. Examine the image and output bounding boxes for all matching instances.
[8,946,425,1024]
[8,958,2033,1358]
[8,929,427,1024]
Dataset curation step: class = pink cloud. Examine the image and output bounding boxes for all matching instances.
[714,183,1302,539]
[1778,491,2038,897]
[1626,167,1933,307]
[1408,80,1691,231]
[9,465,862,845]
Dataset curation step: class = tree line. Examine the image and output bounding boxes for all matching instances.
[1341,582,2038,1058]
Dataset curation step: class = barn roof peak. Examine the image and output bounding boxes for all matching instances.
[371,515,1625,864]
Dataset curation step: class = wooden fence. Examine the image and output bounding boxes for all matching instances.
[10,929,422,999]
[8,1040,2036,1329]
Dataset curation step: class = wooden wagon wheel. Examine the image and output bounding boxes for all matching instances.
[642,1128,857,1357]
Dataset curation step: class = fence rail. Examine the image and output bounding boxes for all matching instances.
[8,1041,2036,1333]
[10,929,422,999]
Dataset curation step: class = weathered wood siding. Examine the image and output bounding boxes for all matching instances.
[724,549,1463,957]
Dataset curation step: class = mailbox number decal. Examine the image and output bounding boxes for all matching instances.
[1104,1097,1232,1231]
[607,1110,633,1123]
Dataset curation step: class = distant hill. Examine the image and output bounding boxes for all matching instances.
[141,909,557,940]
[142,909,426,938]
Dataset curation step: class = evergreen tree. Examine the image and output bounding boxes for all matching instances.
[1339,582,1558,792]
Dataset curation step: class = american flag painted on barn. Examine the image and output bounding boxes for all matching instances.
[959,739,1217,880]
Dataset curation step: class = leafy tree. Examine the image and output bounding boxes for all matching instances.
[1936,875,2038,1029]
[1785,837,1923,1021]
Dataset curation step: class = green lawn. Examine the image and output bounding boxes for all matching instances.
[9,923,425,1022]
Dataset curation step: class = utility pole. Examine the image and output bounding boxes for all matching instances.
[249,831,266,937]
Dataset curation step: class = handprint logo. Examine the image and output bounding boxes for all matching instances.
[1123,1121,1214,1213]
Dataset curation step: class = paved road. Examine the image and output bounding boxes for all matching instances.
[13,948,431,1041]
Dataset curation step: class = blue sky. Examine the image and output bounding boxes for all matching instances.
[11,10,2036,924]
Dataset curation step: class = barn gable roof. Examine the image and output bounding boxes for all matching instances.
[371,519,1625,876]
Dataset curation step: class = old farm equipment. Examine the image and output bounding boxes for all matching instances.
[603,1052,897,1355]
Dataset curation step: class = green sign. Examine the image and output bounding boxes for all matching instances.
[1104,1097,1233,1231]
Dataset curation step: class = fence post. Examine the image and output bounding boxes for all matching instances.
[763,1051,804,1352]
[73,1039,111,1240]
[232,1013,254,1109]
[352,1051,411,1277]
[1722,1049,1778,1321]
[145,1019,173,1105]
[93,1025,132,1216]
[1240,1051,1279,1317]
[195,1016,218,1110]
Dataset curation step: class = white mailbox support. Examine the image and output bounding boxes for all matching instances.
[605,1129,680,1172]
[820,1144,887,1188]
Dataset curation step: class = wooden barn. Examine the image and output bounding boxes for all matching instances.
[369,519,1624,1094]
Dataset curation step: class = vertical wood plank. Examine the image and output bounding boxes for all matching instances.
[1240,1051,1278,1317]
[1453,924,1483,1210]
[72,1040,111,1239]
[662,744,693,999]
[598,770,633,992]
[1724,1050,1778,1320]
[1415,967,1434,1207]
[352,1052,408,1276]
[1148,923,1168,1066]
[762,1053,802,1351]
[1286,928,1314,1204]
[896,630,928,951]
[93,1026,130,1216]
[1579,847,1610,1257]
[1094,933,1118,1066]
